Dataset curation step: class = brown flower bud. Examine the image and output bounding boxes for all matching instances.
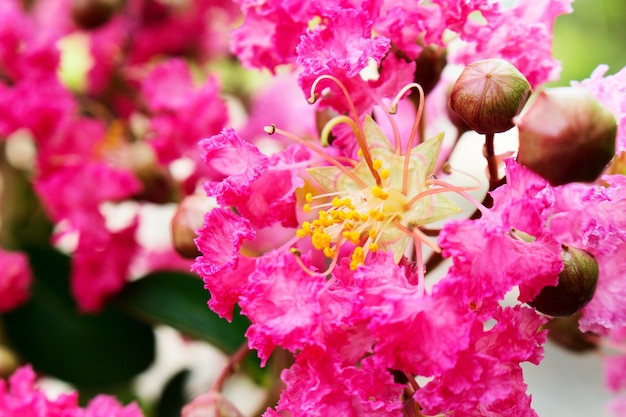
[449,59,532,134]
[516,87,617,186]
[171,194,217,259]
[71,0,121,30]
[528,245,599,317]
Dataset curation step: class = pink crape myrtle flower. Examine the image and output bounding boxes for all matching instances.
[142,59,228,163]
[35,163,142,311]
[451,0,573,86]
[267,352,404,417]
[0,249,32,312]
[296,8,390,114]
[0,365,143,417]
[439,159,563,313]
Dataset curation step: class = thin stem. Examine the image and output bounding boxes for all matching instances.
[402,84,425,195]
[211,343,250,392]
[485,132,499,191]
[309,75,381,186]
[265,125,367,187]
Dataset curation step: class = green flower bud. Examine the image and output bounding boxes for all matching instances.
[528,245,599,317]
[516,87,617,186]
[448,59,532,134]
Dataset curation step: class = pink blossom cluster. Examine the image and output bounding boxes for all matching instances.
[0,365,143,417]
[0,0,238,311]
[188,1,626,416]
[0,0,625,416]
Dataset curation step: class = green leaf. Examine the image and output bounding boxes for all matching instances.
[3,247,155,387]
[112,271,249,354]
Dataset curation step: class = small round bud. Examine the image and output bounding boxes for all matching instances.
[516,87,617,186]
[528,245,599,317]
[171,194,217,259]
[449,59,532,134]
[71,0,121,29]
[182,392,245,417]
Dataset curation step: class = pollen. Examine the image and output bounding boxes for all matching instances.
[371,186,388,200]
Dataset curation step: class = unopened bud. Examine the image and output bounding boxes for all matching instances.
[516,87,617,186]
[182,392,245,417]
[71,0,121,29]
[171,194,217,259]
[449,59,532,134]
[528,245,599,317]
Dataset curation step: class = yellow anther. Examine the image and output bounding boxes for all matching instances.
[312,231,332,250]
[343,222,354,231]
[296,229,307,238]
[350,246,365,270]
[331,197,342,207]
[380,169,390,180]
[342,230,360,244]
[368,243,379,252]
[323,247,335,258]
[304,203,312,213]
[368,229,377,238]
[357,148,363,157]
[305,192,313,203]
[372,186,389,200]
[373,159,383,170]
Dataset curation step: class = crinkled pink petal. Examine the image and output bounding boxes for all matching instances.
[220,145,308,228]
[241,250,326,364]
[200,129,269,198]
[201,255,255,322]
[0,365,79,416]
[193,207,255,276]
[415,306,545,416]
[268,351,403,417]
[297,8,390,114]
[142,59,196,112]
[77,395,144,417]
[72,218,139,312]
[230,8,305,71]
[452,0,573,86]
[35,163,142,226]
[0,365,143,417]
[0,249,32,312]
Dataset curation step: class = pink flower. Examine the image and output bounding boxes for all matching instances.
[296,8,390,113]
[231,8,305,71]
[452,0,573,86]
[415,306,545,416]
[72,218,139,312]
[0,365,143,417]
[192,208,255,320]
[142,59,228,163]
[35,163,142,311]
[269,352,403,417]
[220,145,308,228]
[241,251,326,365]
[200,129,269,198]
[0,249,32,312]
[439,160,563,311]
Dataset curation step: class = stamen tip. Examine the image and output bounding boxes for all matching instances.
[290,248,302,256]
[263,124,277,135]
[307,94,319,104]
[388,105,398,114]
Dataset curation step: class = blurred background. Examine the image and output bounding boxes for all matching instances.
[552,0,625,84]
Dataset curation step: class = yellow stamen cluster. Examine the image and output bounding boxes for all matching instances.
[297,159,401,271]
